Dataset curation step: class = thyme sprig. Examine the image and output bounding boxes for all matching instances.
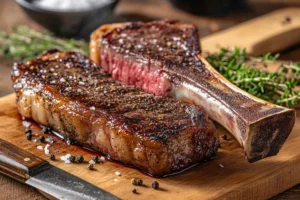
[206,48,300,107]
[0,26,299,107]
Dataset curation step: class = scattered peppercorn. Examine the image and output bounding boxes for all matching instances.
[221,134,228,140]
[131,178,138,186]
[25,129,32,134]
[66,138,75,145]
[77,155,84,163]
[50,154,55,161]
[92,156,99,163]
[42,126,51,134]
[137,179,143,186]
[132,188,137,194]
[152,181,159,189]
[88,164,94,170]
[26,133,32,140]
[68,155,76,162]
[39,135,45,143]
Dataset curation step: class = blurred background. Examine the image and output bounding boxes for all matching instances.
[0,0,300,199]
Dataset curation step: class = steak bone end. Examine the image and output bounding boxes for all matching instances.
[90,20,296,162]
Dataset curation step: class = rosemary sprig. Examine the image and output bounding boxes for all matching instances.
[0,26,299,107]
[0,26,89,61]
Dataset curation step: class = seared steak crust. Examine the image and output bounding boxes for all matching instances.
[12,50,218,176]
[90,20,295,162]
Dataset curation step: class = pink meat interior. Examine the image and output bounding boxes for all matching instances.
[100,48,171,96]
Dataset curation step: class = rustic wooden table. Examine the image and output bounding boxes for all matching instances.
[0,0,299,199]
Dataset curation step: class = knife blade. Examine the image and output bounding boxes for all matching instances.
[0,139,119,200]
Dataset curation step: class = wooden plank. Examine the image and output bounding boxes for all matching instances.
[0,94,299,200]
[201,8,300,56]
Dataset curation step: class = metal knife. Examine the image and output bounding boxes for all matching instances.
[0,139,119,200]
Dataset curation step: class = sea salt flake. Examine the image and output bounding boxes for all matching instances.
[45,149,50,155]
[89,160,96,164]
[100,156,105,161]
[45,137,54,144]
[65,160,71,164]
[22,121,31,128]
[89,106,95,110]
[37,146,43,150]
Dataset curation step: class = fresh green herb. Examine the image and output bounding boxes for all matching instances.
[0,26,88,61]
[205,48,300,107]
[0,26,299,107]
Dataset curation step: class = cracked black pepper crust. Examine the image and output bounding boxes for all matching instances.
[12,50,216,143]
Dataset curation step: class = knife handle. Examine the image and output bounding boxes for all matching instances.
[0,139,50,183]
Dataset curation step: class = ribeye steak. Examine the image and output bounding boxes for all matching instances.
[12,50,218,177]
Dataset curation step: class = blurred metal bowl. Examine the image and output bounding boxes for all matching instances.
[16,0,119,39]
[169,0,246,16]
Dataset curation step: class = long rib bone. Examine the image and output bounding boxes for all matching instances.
[90,21,296,162]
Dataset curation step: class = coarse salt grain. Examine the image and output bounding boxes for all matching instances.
[89,160,96,164]
[100,156,105,161]
[37,146,43,150]
[219,164,224,168]
[65,160,71,164]
[114,178,118,182]
[89,106,95,110]
[60,156,66,161]
[22,121,31,128]
[44,144,50,155]
[115,171,121,176]
[45,137,54,144]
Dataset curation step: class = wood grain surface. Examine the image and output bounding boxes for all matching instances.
[1,0,300,199]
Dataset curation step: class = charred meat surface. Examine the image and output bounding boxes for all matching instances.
[90,20,295,162]
[11,50,218,177]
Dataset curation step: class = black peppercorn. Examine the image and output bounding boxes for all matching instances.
[25,129,32,134]
[26,133,32,140]
[137,179,143,186]
[221,134,228,140]
[66,138,75,145]
[132,188,137,194]
[152,181,159,189]
[42,127,51,134]
[88,164,94,170]
[39,135,45,143]
[68,155,76,162]
[50,154,55,161]
[92,156,99,163]
[77,155,84,163]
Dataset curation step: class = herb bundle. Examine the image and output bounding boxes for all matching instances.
[0,26,299,107]
[0,26,88,60]
[205,48,300,107]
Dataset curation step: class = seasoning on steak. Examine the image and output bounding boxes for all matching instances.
[11,50,218,177]
[90,20,295,162]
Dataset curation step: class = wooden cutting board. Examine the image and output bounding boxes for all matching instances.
[0,94,299,200]
[1,7,300,200]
